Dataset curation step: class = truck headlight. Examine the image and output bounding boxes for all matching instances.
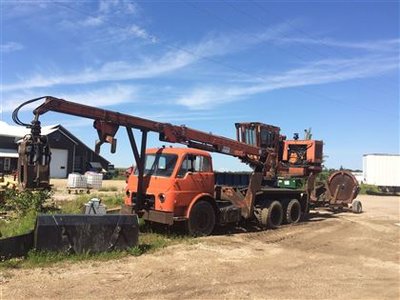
[158,193,166,203]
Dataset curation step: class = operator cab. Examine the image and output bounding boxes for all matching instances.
[235,122,281,150]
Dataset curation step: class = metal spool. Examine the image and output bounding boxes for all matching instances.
[327,171,360,204]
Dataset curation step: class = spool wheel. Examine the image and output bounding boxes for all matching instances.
[351,200,363,214]
[327,171,360,205]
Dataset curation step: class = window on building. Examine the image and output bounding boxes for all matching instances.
[4,158,11,171]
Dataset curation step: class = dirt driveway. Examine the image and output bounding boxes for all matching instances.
[1,195,399,299]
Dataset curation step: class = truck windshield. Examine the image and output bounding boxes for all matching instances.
[135,153,178,177]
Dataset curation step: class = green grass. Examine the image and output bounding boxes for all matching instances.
[0,231,194,269]
[0,193,125,237]
[0,210,37,238]
[0,191,196,269]
[58,193,124,214]
[359,183,380,195]
[99,186,119,192]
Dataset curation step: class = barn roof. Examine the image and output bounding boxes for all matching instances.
[0,121,110,164]
[0,148,18,158]
[0,121,58,137]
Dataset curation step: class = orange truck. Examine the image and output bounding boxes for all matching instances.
[15,96,361,237]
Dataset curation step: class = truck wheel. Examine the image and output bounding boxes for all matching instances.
[351,200,362,214]
[301,202,310,221]
[285,199,301,224]
[265,201,283,229]
[187,201,216,236]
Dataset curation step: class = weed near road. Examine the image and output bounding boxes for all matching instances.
[0,232,194,269]
[0,190,194,269]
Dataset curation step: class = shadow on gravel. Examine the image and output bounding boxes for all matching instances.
[140,208,354,238]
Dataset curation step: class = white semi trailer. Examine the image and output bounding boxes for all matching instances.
[363,154,400,192]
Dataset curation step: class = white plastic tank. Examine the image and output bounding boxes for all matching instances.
[85,172,103,189]
[67,173,87,188]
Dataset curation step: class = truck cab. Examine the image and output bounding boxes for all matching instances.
[124,147,215,228]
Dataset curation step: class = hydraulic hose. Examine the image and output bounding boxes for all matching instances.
[12,96,49,127]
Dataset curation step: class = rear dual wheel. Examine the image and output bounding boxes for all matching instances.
[285,199,302,224]
[260,201,283,229]
[259,199,302,229]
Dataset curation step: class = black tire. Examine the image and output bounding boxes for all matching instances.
[352,200,362,214]
[266,201,283,229]
[259,207,268,227]
[301,202,310,221]
[187,200,216,236]
[285,199,301,224]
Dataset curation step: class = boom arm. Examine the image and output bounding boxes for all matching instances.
[34,96,268,166]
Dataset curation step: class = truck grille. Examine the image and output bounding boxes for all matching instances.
[132,193,155,209]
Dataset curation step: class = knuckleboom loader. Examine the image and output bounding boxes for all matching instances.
[6,96,360,249]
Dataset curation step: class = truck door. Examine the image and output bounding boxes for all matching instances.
[174,154,214,210]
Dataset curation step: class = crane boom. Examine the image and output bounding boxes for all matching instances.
[34,96,268,165]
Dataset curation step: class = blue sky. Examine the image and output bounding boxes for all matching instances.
[1,0,399,170]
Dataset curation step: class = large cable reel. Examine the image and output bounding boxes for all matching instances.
[326,171,360,204]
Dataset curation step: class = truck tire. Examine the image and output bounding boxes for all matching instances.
[187,200,216,236]
[351,200,362,214]
[265,201,283,229]
[285,199,301,224]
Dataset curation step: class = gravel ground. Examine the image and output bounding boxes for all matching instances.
[1,194,399,299]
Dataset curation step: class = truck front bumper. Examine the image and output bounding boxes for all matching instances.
[121,205,174,225]
[143,209,174,225]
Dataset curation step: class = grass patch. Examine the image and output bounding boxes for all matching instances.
[0,190,196,269]
[0,231,195,269]
[57,193,124,214]
[99,186,119,192]
[0,210,37,238]
[0,192,124,238]
[359,183,380,195]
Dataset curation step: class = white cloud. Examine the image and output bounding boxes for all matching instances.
[2,2,48,20]
[134,110,245,123]
[58,84,138,106]
[2,25,398,111]
[0,22,294,92]
[276,37,400,53]
[129,25,157,43]
[99,0,137,15]
[1,85,138,113]
[80,16,104,27]
[176,55,399,110]
[1,49,196,92]
[79,0,137,28]
[0,42,24,53]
